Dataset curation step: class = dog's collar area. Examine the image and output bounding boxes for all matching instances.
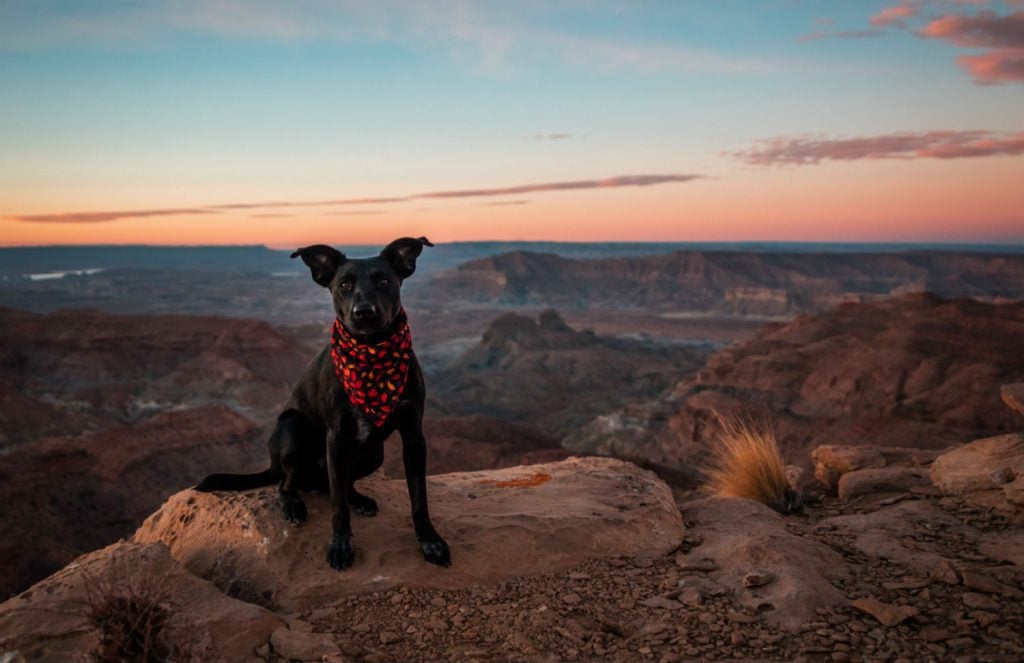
[330,308,412,427]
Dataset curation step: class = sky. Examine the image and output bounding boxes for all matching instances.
[1,0,1023,247]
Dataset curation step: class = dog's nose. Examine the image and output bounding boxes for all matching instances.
[352,303,376,320]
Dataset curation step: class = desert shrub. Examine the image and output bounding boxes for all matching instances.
[81,558,179,663]
[702,415,802,514]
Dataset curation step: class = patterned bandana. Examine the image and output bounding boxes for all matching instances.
[330,309,413,427]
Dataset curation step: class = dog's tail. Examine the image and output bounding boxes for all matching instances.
[194,467,280,492]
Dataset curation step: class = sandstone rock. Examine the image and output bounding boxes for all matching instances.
[271,626,342,661]
[134,457,684,612]
[816,500,977,576]
[813,446,944,492]
[678,497,848,628]
[851,597,918,626]
[979,531,1024,566]
[836,466,931,502]
[0,542,282,663]
[930,434,1024,512]
[1002,384,1024,417]
[961,570,1021,597]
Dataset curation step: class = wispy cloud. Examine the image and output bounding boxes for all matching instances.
[0,1,778,75]
[12,207,218,224]
[728,130,1024,166]
[8,173,704,223]
[521,133,575,141]
[799,29,884,42]
[479,200,531,206]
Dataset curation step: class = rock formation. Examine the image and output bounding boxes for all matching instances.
[431,310,709,438]
[568,294,1024,472]
[425,249,1024,315]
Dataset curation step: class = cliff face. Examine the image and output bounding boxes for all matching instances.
[567,294,1024,469]
[0,307,317,441]
[424,250,1024,314]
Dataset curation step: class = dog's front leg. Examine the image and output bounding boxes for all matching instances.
[399,415,451,566]
[325,427,356,570]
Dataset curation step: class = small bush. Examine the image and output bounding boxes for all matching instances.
[701,415,802,514]
[81,559,179,663]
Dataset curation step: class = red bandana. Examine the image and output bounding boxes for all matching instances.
[330,309,413,427]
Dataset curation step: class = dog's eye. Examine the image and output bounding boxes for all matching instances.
[377,278,390,288]
[339,281,353,291]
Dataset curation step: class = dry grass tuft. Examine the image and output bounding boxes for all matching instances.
[81,558,180,663]
[701,415,802,514]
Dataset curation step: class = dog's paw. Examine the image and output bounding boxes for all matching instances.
[420,537,451,567]
[348,492,378,517]
[327,535,355,570]
[280,495,307,525]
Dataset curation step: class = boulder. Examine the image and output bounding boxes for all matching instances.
[812,445,944,491]
[837,466,931,502]
[677,497,848,628]
[930,434,1024,512]
[0,542,282,663]
[133,457,684,612]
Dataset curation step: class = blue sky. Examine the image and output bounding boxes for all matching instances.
[1,1,1022,245]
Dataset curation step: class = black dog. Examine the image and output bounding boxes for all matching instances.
[196,237,450,570]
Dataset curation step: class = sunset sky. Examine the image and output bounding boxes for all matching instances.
[2,1,1023,247]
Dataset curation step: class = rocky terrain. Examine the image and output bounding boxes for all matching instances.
[425,250,1024,316]
[2,398,1024,662]
[430,310,711,438]
[568,294,1024,473]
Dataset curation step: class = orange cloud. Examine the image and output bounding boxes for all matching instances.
[871,5,919,29]
[6,174,703,224]
[729,130,1024,166]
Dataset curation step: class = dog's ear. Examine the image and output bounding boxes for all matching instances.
[380,236,434,280]
[290,245,346,287]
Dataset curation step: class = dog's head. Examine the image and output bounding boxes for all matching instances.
[291,236,433,338]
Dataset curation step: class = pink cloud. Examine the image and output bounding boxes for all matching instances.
[919,10,1024,47]
[8,174,703,223]
[729,130,1024,166]
[10,207,216,223]
[871,5,919,29]
[958,48,1024,82]
[919,10,1024,82]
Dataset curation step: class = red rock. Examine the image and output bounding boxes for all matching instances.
[0,542,283,662]
[571,295,1024,474]
[837,467,931,501]
[133,457,684,612]
[679,497,848,628]
[930,434,1024,512]
[851,597,919,626]
[813,446,944,492]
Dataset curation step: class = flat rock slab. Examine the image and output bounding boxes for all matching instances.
[133,456,683,612]
[678,497,848,628]
[837,466,931,502]
[0,542,282,663]
[816,500,977,576]
[930,434,1024,513]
